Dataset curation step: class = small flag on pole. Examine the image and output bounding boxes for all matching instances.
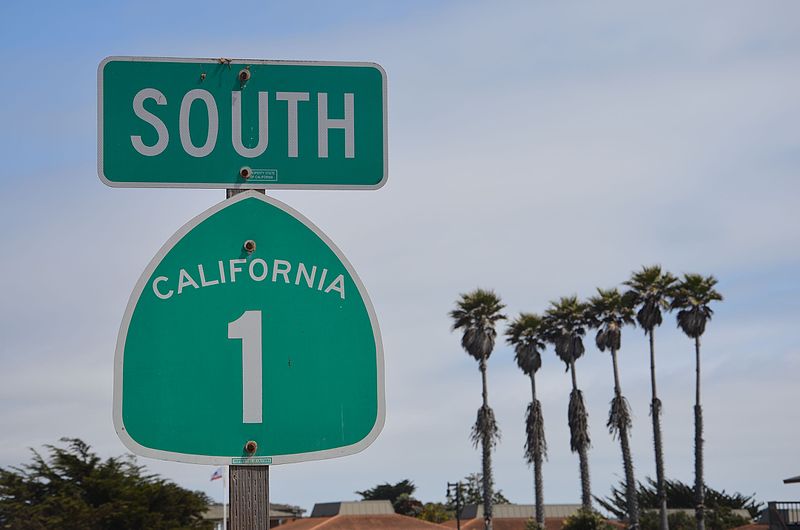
[210,467,224,481]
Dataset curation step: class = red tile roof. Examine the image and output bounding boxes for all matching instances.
[441,516,626,530]
[729,525,768,530]
[442,516,568,530]
[274,518,324,530]
[278,514,450,529]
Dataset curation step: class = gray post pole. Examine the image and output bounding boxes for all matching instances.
[230,465,269,529]
[227,187,269,530]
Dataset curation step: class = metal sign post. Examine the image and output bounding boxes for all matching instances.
[230,465,269,529]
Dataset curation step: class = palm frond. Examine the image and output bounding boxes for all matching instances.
[524,399,547,463]
[544,296,589,334]
[553,332,586,369]
[587,288,635,326]
[462,327,496,361]
[670,274,722,308]
[671,274,722,338]
[506,313,546,375]
[450,288,506,330]
[506,312,545,344]
[650,397,662,418]
[622,265,677,333]
[593,326,617,352]
[676,308,708,338]
[471,404,501,449]
[450,288,506,361]
[544,297,588,368]
[635,300,664,332]
[515,343,543,375]
[587,288,634,353]
[568,388,591,453]
[607,394,632,439]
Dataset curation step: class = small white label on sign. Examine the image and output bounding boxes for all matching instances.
[232,456,273,465]
[249,169,278,182]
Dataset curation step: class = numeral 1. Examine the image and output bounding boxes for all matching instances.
[227,310,262,424]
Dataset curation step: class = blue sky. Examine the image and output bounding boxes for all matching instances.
[1,0,799,516]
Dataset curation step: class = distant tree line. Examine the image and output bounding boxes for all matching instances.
[353,475,759,530]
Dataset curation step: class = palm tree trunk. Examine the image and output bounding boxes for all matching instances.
[612,349,639,530]
[571,359,578,392]
[694,337,704,530]
[531,374,545,527]
[577,445,591,511]
[649,330,669,530]
[480,359,493,530]
[570,361,592,511]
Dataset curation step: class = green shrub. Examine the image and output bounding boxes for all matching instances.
[418,502,451,523]
[639,509,750,530]
[526,518,545,530]
[562,509,616,530]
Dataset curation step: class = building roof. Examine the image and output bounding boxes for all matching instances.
[310,500,395,517]
[642,508,752,520]
[442,516,569,530]
[279,514,448,529]
[203,502,303,521]
[442,516,625,530]
[273,519,327,530]
[203,504,225,520]
[730,524,768,530]
[444,504,630,530]
[459,503,583,519]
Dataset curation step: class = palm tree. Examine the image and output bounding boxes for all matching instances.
[450,288,506,530]
[543,296,592,510]
[671,274,722,530]
[506,313,548,527]
[587,288,639,530]
[623,266,677,530]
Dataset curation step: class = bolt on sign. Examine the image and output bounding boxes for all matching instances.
[113,192,385,464]
[98,57,387,189]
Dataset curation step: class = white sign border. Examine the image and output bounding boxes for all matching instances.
[112,191,386,465]
[97,56,388,190]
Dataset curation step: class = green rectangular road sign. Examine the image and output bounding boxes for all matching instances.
[98,57,387,189]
